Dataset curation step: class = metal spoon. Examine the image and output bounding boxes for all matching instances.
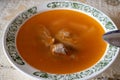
[103,30,120,47]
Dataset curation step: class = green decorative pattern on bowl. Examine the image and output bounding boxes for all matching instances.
[5,7,37,65]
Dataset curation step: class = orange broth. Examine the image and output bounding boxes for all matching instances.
[16,10,107,74]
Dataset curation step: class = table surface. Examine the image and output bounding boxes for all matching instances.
[0,0,120,80]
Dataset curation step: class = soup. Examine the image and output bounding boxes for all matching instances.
[16,10,107,74]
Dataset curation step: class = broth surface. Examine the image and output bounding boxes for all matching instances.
[16,10,107,74]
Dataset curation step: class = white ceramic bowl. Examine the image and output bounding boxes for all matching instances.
[3,1,119,80]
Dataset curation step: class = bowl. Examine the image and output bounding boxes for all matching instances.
[3,1,119,80]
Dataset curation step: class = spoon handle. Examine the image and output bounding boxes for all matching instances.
[103,30,120,47]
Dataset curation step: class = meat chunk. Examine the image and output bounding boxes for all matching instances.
[50,43,68,55]
[38,25,68,55]
[38,26,78,56]
[55,28,78,50]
